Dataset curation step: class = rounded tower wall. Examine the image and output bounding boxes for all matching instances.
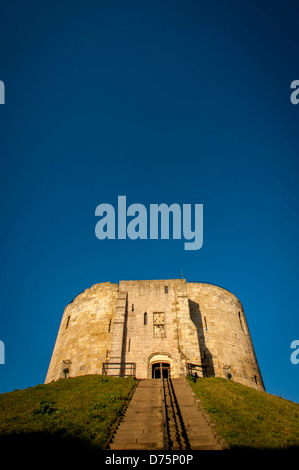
[45,282,118,383]
[186,283,264,390]
[45,279,264,392]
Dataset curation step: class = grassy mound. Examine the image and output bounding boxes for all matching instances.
[0,375,136,452]
[188,377,299,450]
[1,374,298,453]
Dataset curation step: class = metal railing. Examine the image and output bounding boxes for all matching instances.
[160,363,169,450]
[160,370,190,450]
[186,362,206,377]
[102,362,136,377]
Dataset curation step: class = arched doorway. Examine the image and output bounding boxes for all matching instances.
[148,353,172,379]
[152,362,170,378]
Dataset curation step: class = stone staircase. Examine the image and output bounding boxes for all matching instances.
[171,378,224,450]
[109,379,164,450]
[108,378,225,451]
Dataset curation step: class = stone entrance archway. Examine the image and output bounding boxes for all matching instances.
[148,353,172,378]
[152,362,170,378]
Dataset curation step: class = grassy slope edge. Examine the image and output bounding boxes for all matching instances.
[1,374,298,452]
[187,377,299,450]
[0,375,136,451]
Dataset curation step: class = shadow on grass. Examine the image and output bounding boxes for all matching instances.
[0,433,298,456]
[0,432,105,456]
[226,446,299,451]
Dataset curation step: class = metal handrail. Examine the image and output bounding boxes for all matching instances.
[186,362,206,376]
[168,377,190,450]
[161,371,168,450]
[102,362,136,377]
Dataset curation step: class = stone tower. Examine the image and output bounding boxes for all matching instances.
[45,279,264,391]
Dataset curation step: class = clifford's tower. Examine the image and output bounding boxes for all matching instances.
[45,279,264,392]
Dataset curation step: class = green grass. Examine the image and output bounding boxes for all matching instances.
[187,377,299,450]
[1,374,298,453]
[0,375,136,452]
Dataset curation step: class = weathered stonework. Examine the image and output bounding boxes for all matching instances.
[45,279,264,391]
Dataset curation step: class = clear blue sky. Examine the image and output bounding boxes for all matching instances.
[0,1,298,402]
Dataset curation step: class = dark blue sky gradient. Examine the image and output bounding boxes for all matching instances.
[0,1,298,401]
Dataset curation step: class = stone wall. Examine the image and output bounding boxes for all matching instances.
[119,279,189,379]
[45,279,264,391]
[45,282,118,383]
[186,283,264,390]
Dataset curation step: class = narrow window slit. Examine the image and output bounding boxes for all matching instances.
[238,312,244,332]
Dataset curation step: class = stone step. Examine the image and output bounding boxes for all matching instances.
[119,416,161,423]
[113,428,163,434]
[113,424,162,431]
[109,443,163,450]
[109,378,224,451]
[171,378,224,451]
[123,410,162,415]
[110,379,164,450]
[187,431,218,439]
[112,433,163,444]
